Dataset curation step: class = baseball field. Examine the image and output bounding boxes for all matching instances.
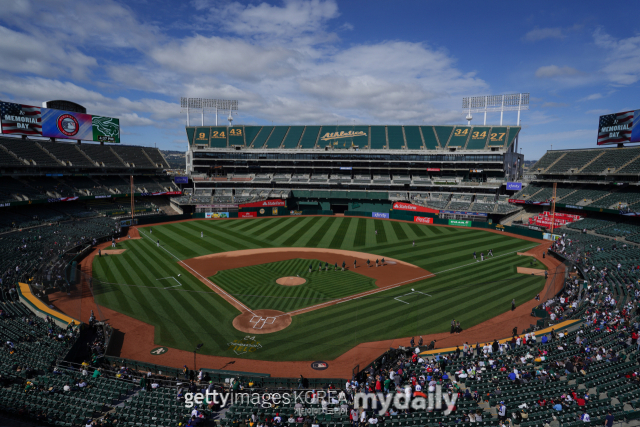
[91,216,546,361]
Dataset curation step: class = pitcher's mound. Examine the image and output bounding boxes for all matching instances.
[276,276,306,286]
[233,309,292,334]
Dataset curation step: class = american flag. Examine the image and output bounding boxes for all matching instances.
[0,102,41,135]
[598,111,633,145]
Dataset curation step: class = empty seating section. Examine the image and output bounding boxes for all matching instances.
[79,145,125,167]
[112,145,156,168]
[290,174,309,182]
[421,126,440,150]
[243,126,263,148]
[251,126,273,148]
[488,126,509,147]
[387,126,405,149]
[38,141,94,167]
[281,126,304,149]
[369,126,387,150]
[299,126,320,149]
[264,126,288,149]
[597,223,640,238]
[142,148,169,168]
[273,173,290,182]
[0,147,23,166]
[617,152,640,174]
[134,177,165,192]
[446,127,470,148]
[581,148,636,174]
[466,127,490,150]
[565,218,611,231]
[95,176,130,194]
[354,174,371,183]
[447,201,471,210]
[513,184,542,200]
[403,126,423,150]
[546,150,603,173]
[22,177,73,197]
[393,175,411,183]
[373,175,391,183]
[531,151,565,172]
[559,188,610,206]
[527,186,574,202]
[589,190,640,209]
[0,138,59,166]
[433,126,453,147]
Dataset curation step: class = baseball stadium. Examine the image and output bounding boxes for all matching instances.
[1,93,640,426]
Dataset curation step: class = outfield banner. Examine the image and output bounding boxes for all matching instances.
[240,199,286,208]
[92,115,120,143]
[239,212,257,218]
[372,212,389,218]
[290,210,303,216]
[441,210,488,217]
[426,168,440,171]
[174,176,188,184]
[205,212,229,219]
[196,203,237,209]
[392,202,439,214]
[0,102,42,136]
[448,219,471,227]
[41,108,93,140]
[506,182,522,191]
[508,199,550,206]
[47,196,79,203]
[120,219,138,227]
[414,216,433,224]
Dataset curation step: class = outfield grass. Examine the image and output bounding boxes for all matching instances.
[212,258,376,312]
[91,216,546,361]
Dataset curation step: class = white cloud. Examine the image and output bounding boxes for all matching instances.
[193,0,340,42]
[579,93,603,102]
[585,109,610,116]
[594,28,640,85]
[535,65,583,78]
[524,27,564,42]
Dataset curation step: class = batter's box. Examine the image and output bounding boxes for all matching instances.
[249,316,277,329]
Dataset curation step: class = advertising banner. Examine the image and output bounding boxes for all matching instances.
[0,102,42,136]
[239,212,257,218]
[92,115,120,143]
[448,219,471,227]
[139,191,182,197]
[426,168,441,171]
[543,233,561,241]
[372,212,389,218]
[506,182,522,191]
[290,210,303,215]
[441,210,488,217]
[120,219,138,227]
[239,199,286,208]
[392,202,439,214]
[174,176,188,184]
[414,216,433,224]
[41,108,93,140]
[508,199,550,206]
[598,110,640,145]
[205,212,229,219]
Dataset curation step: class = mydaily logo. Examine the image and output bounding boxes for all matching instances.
[184,387,457,416]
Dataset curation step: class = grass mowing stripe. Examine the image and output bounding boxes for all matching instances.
[328,218,352,248]
[353,218,367,246]
[281,216,322,246]
[390,221,407,240]
[252,217,292,236]
[263,217,306,243]
[374,219,388,244]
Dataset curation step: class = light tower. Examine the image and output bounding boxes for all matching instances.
[180,98,238,126]
[462,93,529,126]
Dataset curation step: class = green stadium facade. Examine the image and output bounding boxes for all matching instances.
[178,124,524,218]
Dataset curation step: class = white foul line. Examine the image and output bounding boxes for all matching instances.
[139,229,255,315]
[156,276,182,289]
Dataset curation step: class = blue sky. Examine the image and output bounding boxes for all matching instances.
[0,0,639,159]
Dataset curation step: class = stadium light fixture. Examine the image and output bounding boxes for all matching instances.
[462,93,529,126]
[180,98,238,127]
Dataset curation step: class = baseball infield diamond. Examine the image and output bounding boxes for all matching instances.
[84,216,547,362]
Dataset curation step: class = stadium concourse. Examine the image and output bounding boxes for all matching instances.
[46,218,564,380]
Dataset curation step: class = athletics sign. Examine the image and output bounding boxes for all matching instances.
[392,202,439,214]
